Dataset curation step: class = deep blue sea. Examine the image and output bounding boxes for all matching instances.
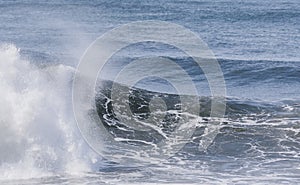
[0,0,299,184]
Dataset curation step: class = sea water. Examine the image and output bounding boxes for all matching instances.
[0,0,299,184]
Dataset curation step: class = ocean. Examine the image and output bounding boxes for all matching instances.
[0,0,299,184]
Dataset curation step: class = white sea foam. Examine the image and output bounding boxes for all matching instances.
[0,43,100,180]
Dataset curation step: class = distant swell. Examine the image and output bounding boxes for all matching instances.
[220,59,300,83]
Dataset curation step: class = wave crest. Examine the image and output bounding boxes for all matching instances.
[0,44,98,180]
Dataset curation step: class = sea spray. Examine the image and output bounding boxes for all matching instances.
[0,44,99,179]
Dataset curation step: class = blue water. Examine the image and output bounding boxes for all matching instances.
[0,0,299,184]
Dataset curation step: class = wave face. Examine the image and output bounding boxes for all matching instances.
[93,77,300,184]
[93,56,300,183]
[96,78,300,154]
